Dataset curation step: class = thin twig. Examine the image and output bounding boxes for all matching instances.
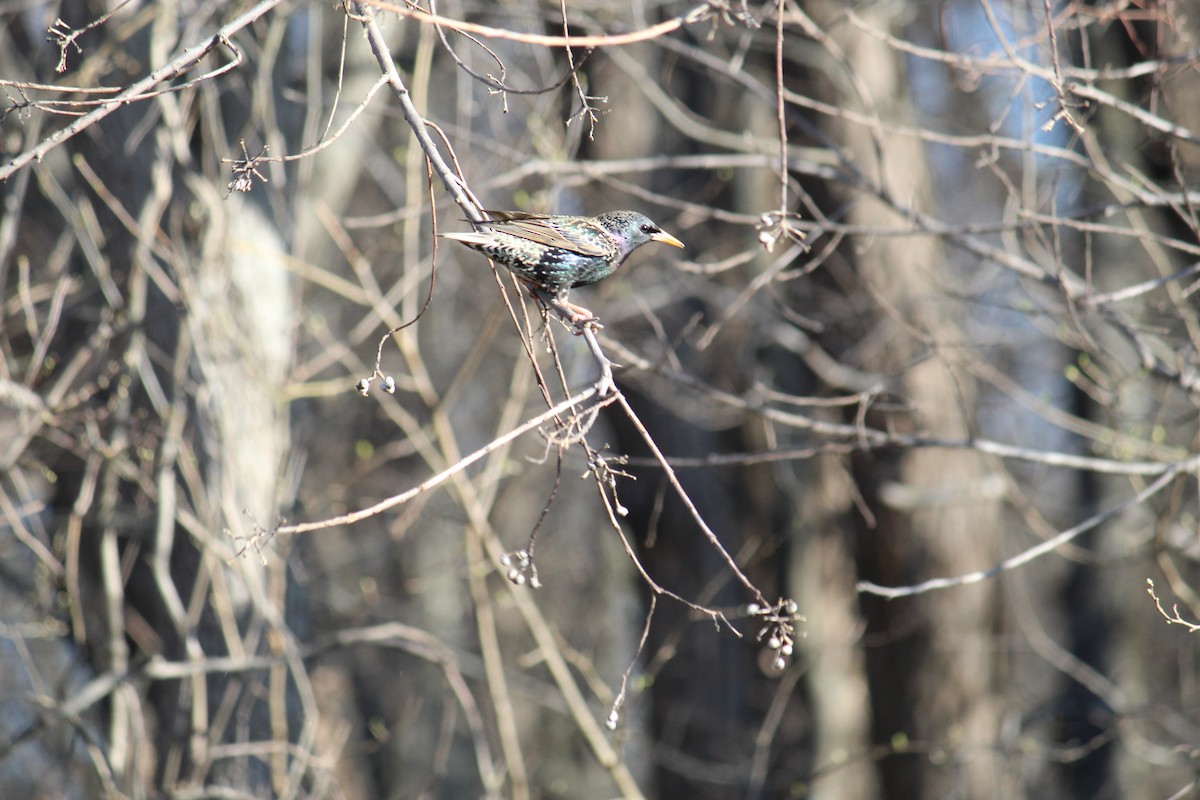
[367,0,716,48]
[267,388,598,538]
[614,393,768,607]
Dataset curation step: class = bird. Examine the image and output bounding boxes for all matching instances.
[441,210,684,322]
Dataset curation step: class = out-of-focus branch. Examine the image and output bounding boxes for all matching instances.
[0,0,283,182]
[367,0,719,48]
[857,455,1200,598]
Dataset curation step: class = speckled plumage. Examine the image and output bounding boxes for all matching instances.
[441,210,684,296]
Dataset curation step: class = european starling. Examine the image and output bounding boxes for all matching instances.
[442,210,684,320]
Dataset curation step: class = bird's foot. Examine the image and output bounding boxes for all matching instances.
[571,316,603,334]
[558,299,603,333]
[532,288,605,332]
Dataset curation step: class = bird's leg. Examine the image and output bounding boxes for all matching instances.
[528,285,603,332]
[549,289,603,331]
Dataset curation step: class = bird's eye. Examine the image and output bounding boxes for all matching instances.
[641,224,656,233]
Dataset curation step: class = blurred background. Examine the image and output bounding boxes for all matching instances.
[3,0,1200,797]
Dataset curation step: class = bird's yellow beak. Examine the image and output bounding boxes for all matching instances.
[650,230,685,248]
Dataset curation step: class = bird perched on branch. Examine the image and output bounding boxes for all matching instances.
[442,210,684,323]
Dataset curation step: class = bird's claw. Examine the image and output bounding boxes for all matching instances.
[545,295,602,331]
[571,315,604,334]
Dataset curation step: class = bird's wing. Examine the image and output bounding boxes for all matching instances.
[478,211,610,258]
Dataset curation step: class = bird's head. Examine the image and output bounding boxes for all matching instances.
[598,211,685,257]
